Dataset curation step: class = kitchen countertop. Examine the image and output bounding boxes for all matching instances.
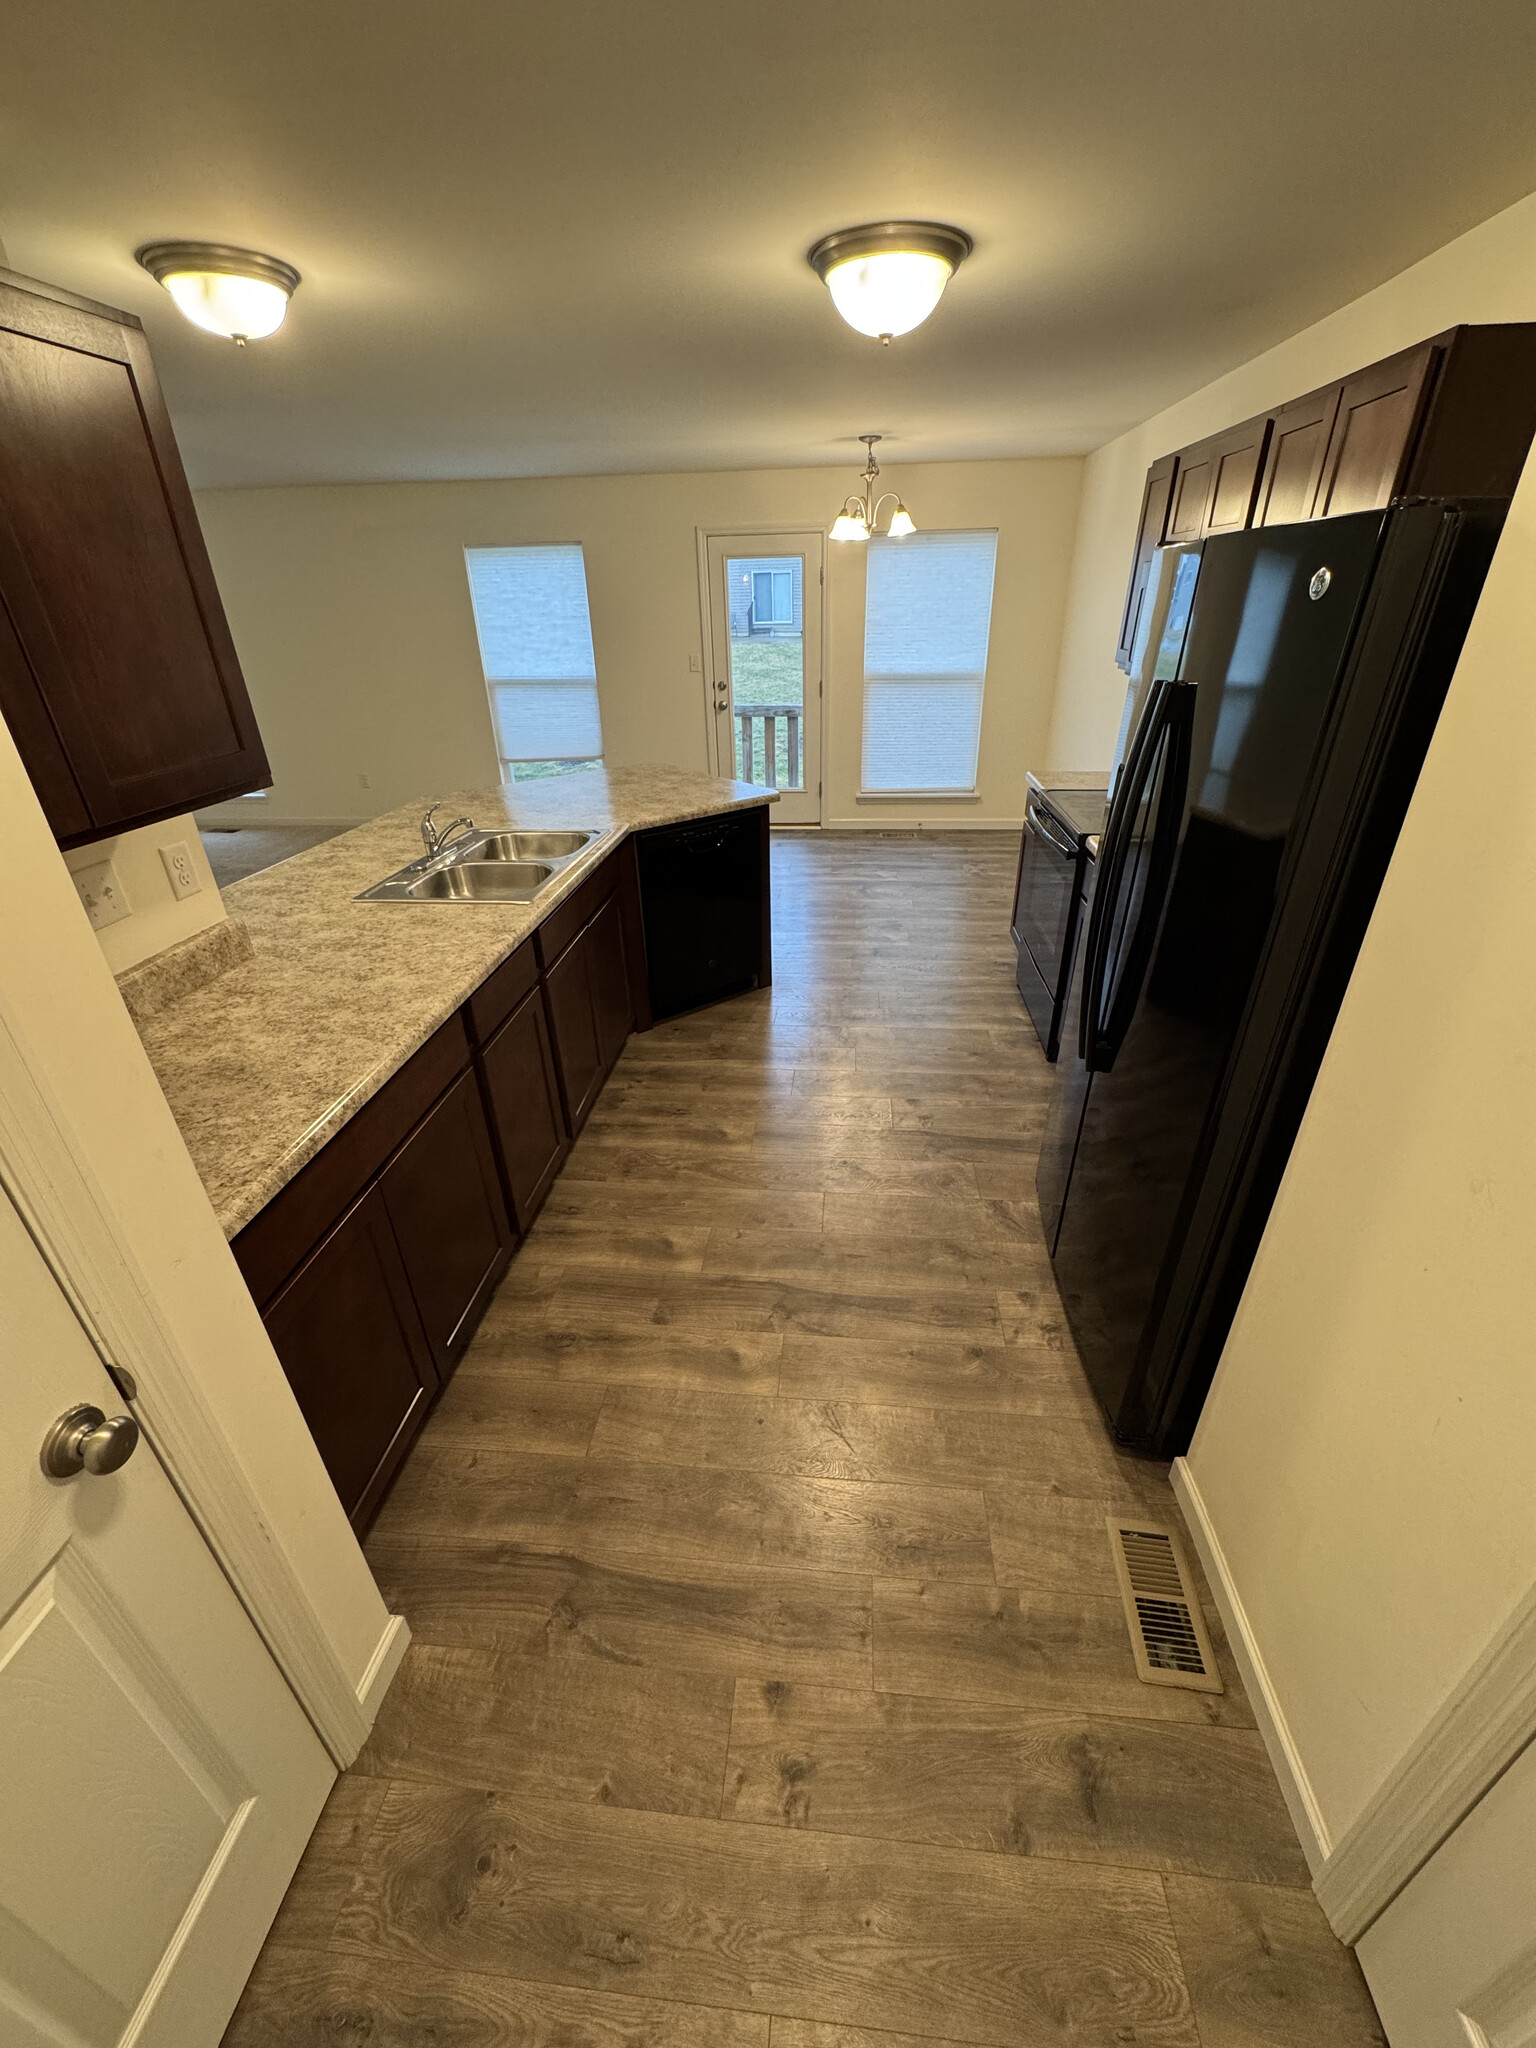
[135,765,775,1240]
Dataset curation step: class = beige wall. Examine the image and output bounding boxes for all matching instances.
[1046,185,1536,773]
[1037,182,1536,1855]
[193,457,1083,831]
[62,815,227,975]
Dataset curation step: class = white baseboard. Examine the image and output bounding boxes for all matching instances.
[1171,1457,1332,1876]
[354,1613,411,1726]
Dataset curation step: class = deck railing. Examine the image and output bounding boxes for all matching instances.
[734,702,801,788]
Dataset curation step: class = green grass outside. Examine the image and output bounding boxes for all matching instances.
[729,636,804,786]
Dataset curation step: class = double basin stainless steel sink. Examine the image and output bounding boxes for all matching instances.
[357,829,600,903]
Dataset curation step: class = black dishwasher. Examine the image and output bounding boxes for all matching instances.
[635,809,766,1019]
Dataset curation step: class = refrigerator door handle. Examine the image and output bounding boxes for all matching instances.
[1080,677,1169,1060]
[1088,682,1196,1072]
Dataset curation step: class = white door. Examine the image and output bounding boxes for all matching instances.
[0,1181,335,2048]
[704,530,824,825]
[1356,1728,1536,2047]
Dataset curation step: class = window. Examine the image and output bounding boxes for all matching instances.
[860,529,998,793]
[752,568,793,626]
[464,544,603,780]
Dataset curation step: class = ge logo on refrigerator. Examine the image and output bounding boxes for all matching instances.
[1309,567,1332,601]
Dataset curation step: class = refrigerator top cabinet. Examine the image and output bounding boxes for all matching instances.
[1044,499,1508,1453]
[0,267,271,846]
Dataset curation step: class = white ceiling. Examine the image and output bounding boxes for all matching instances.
[4,0,1536,488]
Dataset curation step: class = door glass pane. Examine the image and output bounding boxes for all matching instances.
[726,554,804,789]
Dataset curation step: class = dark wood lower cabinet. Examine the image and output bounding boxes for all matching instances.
[479,984,568,1230]
[544,930,606,1134]
[379,1067,512,1375]
[543,892,632,1136]
[263,1186,437,1529]
[588,893,635,1071]
[239,828,753,1530]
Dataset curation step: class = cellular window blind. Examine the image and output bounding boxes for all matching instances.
[464,545,604,768]
[860,528,998,792]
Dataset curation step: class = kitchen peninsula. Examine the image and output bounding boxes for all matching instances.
[137,764,774,1524]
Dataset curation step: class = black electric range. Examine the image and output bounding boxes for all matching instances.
[1010,778,1107,1060]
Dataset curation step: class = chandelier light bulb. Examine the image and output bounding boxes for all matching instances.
[828,435,919,543]
[808,222,973,344]
[136,242,301,345]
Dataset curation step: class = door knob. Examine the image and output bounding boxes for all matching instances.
[41,1403,140,1479]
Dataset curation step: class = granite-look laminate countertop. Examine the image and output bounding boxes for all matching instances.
[137,765,775,1240]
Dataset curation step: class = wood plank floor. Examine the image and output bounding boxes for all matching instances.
[224,831,1385,2048]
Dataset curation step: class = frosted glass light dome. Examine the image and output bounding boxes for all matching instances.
[808,222,972,343]
[825,250,954,340]
[136,242,300,344]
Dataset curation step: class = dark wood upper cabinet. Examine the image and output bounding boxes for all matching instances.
[1165,415,1272,543]
[0,269,270,848]
[1115,455,1177,673]
[1313,341,1437,520]
[479,983,569,1232]
[378,1067,512,1377]
[1255,384,1342,526]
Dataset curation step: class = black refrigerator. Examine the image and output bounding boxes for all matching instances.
[1038,497,1508,1456]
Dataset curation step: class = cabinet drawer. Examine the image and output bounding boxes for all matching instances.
[232,1010,472,1307]
[534,850,621,971]
[465,936,539,1046]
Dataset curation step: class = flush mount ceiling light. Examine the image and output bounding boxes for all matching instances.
[135,241,300,345]
[808,220,972,344]
[829,434,916,543]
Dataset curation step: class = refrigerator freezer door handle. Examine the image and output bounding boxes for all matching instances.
[1080,678,1168,1061]
[1088,683,1196,1072]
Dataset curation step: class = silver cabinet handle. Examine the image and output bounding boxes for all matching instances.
[41,1403,140,1479]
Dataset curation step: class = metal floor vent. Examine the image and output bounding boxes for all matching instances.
[1107,1518,1224,1694]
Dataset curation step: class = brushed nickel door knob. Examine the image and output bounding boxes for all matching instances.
[41,1403,141,1479]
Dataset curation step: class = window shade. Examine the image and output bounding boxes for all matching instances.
[464,544,603,765]
[861,529,998,792]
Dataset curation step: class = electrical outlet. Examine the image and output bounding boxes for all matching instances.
[72,859,133,931]
[159,840,202,901]
[358,773,371,789]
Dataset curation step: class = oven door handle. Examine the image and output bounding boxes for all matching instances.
[1027,801,1078,860]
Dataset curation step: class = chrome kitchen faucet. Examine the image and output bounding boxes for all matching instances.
[420,802,478,860]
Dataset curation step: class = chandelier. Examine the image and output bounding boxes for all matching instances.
[829,435,916,543]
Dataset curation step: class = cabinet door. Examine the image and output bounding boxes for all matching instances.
[1314,340,1436,519]
[545,934,604,1135]
[0,271,270,847]
[480,985,569,1231]
[1166,416,1271,542]
[588,892,634,1073]
[1254,384,1341,526]
[379,1068,512,1375]
[1115,455,1177,671]
[263,1187,436,1530]
[1164,450,1214,544]
[1202,415,1272,534]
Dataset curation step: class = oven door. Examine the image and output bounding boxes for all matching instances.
[1015,794,1081,1057]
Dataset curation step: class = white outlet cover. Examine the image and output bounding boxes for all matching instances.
[72,859,133,931]
[159,839,202,900]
